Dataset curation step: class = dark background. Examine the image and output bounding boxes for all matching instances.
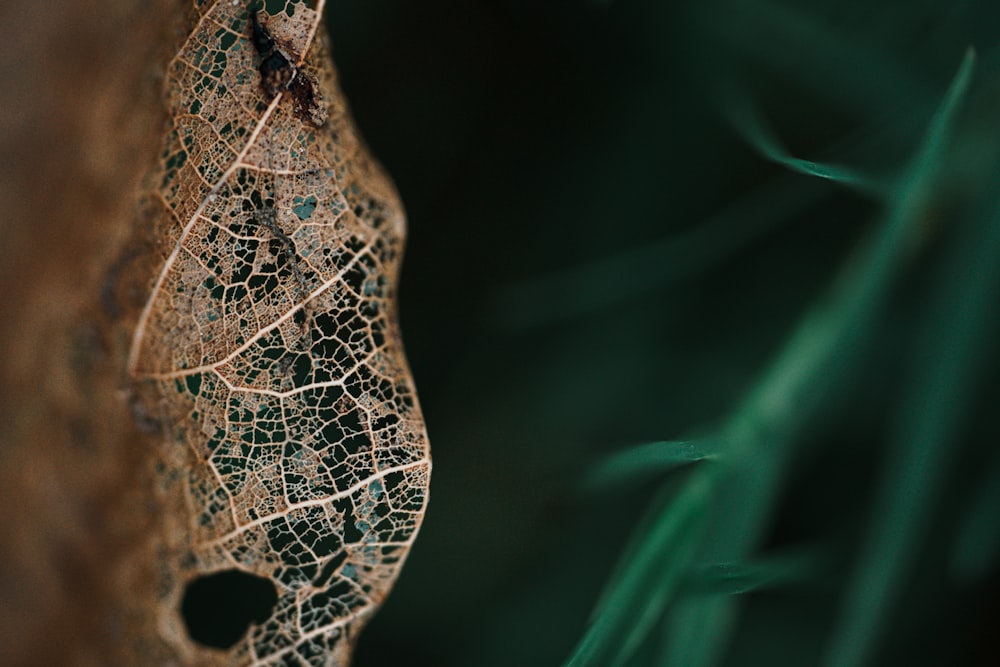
[321,1,1000,665]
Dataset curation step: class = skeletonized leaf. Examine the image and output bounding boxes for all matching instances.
[127,1,430,664]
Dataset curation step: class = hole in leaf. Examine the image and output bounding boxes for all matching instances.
[180,569,278,649]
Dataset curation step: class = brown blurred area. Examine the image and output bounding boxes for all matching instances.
[0,2,182,664]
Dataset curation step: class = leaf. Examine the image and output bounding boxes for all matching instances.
[658,49,976,667]
[563,471,713,667]
[581,438,720,491]
[723,92,883,194]
[681,548,825,596]
[0,0,185,661]
[822,50,994,667]
[127,1,431,664]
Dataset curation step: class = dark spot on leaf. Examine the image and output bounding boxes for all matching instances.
[181,569,278,649]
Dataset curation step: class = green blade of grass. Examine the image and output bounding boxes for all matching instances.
[655,419,795,667]
[494,18,952,336]
[658,49,975,667]
[723,92,883,194]
[822,51,999,667]
[581,438,720,492]
[682,548,825,596]
[563,470,714,667]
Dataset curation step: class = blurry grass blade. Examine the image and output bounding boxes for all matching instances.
[682,548,825,596]
[563,471,714,667]
[590,476,694,614]
[656,426,793,667]
[952,447,1000,581]
[493,174,827,331]
[660,594,739,667]
[660,49,975,667]
[723,92,883,194]
[582,439,720,491]
[822,51,984,667]
[894,49,975,201]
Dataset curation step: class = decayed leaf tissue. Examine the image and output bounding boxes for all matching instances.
[125,0,430,663]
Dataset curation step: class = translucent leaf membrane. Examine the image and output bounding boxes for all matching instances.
[128,1,430,664]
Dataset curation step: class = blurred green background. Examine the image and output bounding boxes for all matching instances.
[325,1,1000,665]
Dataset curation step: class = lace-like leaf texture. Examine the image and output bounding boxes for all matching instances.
[128,1,430,664]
